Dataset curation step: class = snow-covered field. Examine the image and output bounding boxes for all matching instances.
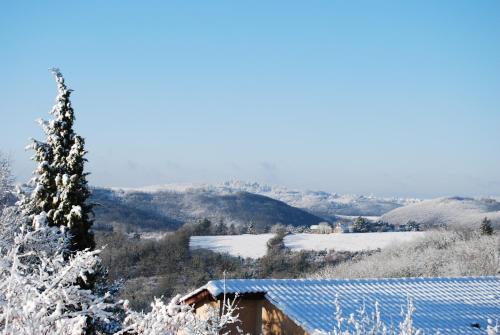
[190,234,275,259]
[190,232,425,259]
[284,232,425,253]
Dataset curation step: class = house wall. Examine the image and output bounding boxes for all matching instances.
[194,295,307,335]
[261,299,308,335]
[194,296,219,318]
[195,296,261,334]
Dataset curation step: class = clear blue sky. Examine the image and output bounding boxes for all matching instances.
[1,1,499,198]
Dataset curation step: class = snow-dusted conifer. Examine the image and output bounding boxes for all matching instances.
[49,68,94,251]
[20,69,94,251]
[352,216,370,233]
[18,139,55,221]
[480,217,494,236]
[54,134,95,251]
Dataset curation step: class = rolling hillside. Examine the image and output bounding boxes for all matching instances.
[381,197,500,228]
[92,182,500,233]
[119,181,419,220]
[220,180,419,219]
[91,187,324,232]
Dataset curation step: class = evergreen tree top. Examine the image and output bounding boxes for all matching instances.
[20,69,95,251]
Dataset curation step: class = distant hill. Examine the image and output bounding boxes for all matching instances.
[92,183,498,232]
[220,180,415,219]
[380,197,500,229]
[128,181,419,220]
[91,188,184,232]
[91,186,324,233]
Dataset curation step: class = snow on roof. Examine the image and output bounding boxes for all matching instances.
[185,276,500,334]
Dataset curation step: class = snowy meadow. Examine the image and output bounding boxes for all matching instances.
[190,232,425,259]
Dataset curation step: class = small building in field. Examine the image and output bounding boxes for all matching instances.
[183,276,500,335]
[309,222,333,234]
[333,222,349,233]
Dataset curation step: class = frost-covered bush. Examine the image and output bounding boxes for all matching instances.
[0,152,14,210]
[315,230,499,279]
[487,319,499,335]
[311,295,421,335]
[313,296,500,335]
[0,206,23,250]
[327,295,420,335]
[118,293,240,335]
[0,211,114,334]
[0,209,240,334]
[317,296,496,335]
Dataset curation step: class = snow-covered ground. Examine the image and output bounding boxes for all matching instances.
[381,197,500,228]
[190,232,425,259]
[190,234,275,259]
[284,232,425,253]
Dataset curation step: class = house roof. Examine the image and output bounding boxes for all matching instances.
[183,276,500,334]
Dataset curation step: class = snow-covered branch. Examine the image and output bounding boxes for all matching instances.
[118,292,240,335]
[0,211,114,334]
[313,296,422,335]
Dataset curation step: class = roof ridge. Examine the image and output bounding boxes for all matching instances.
[182,276,500,304]
[208,275,500,284]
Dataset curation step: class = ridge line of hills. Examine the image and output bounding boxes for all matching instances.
[91,181,500,232]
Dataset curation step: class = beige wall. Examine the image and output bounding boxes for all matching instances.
[261,299,308,335]
[194,295,308,335]
[194,297,219,318]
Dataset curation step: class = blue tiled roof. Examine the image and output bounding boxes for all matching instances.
[189,276,500,334]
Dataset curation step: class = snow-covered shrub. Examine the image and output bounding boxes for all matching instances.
[0,152,14,210]
[0,211,114,334]
[323,295,497,335]
[315,230,499,279]
[0,206,23,250]
[487,319,499,335]
[314,295,420,335]
[118,293,240,335]
[0,209,241,334]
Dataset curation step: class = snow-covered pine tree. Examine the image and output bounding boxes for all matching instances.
[352,216,370,233]
[480,217,494,236]
[48,68,95,251]
[215,219,227,235]
[21,69,95,251]
[19,138,55,221]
